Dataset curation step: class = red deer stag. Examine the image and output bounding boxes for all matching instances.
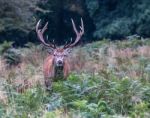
[36,18,84,90]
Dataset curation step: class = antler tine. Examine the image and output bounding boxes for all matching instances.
[64,38,73,48]
[36,20,56,49]
[42,22,48,33]
[36,20,41,33]
[71,19,78,35]
[52,39,57,48]
[64,18,84,49]
[63,41,68,48]
[80,18,84,35]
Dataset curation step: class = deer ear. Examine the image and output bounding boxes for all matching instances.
[47,48,54,54]
[65,48,72,54]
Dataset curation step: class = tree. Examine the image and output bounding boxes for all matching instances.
[85,0,150,39]
[36,0,94,45]
[0,0,39,45]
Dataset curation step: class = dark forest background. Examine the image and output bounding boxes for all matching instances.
[0,0,150,46]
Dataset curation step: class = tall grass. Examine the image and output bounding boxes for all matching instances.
[0,39,150,117]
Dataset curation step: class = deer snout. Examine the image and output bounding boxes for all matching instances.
[58,60,63,65]
[55,59,64,67]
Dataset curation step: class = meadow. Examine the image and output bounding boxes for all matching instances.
[0,38,150,118]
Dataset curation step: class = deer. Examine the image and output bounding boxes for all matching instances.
[36,18,84,90]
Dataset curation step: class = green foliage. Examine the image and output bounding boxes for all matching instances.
[0,0,41,45]
[131,102,149,118]
[44,73,149,117]
[36,0,89,45]
[85,0,150,39]
[1,0,150,45]
[0,39,150,117]
[116,39,144,49]
[0,0,94,45]
[0,41,13,54]
[0,103,5,116]
[0,41,22,66]
[0,0,38,32]
[16,87,44,113]
[3,48,21,66]
[3,85,45,117]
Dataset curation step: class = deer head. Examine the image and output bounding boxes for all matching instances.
[36,18,84,67]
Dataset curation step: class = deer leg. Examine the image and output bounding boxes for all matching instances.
[45,78,52,91]
[63,60,70,79]
[43,56,55,90]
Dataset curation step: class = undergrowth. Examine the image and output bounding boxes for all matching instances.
[0,39,150,118]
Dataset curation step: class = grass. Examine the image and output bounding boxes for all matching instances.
[0,39,150,118]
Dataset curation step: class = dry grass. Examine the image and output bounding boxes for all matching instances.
[0,40,150,105]
[71,41,150,80]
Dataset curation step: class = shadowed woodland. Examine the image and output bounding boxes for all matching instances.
[1,0,150,45]
[0,0,150,118]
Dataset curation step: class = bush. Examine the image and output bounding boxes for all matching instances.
[3,48,21,66]
[85,0,150,39]
[0,39,150,117]
[0,41,13,54]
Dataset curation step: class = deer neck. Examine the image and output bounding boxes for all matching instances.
[54,64,64,80]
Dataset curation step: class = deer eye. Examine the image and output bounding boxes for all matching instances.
[63,53,67,56]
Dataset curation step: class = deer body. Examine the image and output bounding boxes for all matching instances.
[36,18,84,89]
[43,50,71,88]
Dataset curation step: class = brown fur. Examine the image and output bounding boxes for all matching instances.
[56,48,64,52]
[43,54,70,88]
[43,55,54,88]
[63,58,71,79]
[43,55,55,78]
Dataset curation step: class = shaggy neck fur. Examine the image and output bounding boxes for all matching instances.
[54,65,64,80]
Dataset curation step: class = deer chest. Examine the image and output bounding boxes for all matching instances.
[54,66,64,80]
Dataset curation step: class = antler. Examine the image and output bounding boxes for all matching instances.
[36,20,56,49]
[64,18,84,49]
